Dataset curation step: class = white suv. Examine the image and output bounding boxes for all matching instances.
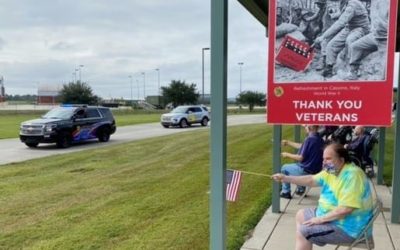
[161,105,210,128]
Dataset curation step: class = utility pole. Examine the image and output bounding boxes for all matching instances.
[202,47,210,104]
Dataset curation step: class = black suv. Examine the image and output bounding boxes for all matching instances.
[20,105,117,148]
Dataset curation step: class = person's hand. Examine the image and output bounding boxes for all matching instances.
[281,140,288,146]
[303,217,324,226]
[314,36,324,44]
[329,9,340,19]
[281,152,290,158]
[272,173,285,182]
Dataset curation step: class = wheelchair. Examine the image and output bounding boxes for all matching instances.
[348,128,379,178]
[328,126,353,145]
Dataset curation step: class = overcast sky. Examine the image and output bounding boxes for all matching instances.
[0,0,267,99]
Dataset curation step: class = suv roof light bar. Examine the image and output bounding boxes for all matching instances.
[60,104,88,108]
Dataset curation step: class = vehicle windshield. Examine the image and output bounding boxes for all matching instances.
[171,107,188,113]
[42,107,75,119]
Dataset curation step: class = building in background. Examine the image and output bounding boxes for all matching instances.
[146,95,165,109]
[0,76,5,103]
[37,84,61,105]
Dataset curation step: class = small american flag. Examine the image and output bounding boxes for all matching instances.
[226,170,242,202]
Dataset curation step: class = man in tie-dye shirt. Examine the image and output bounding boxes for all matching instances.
[272,143,373,249]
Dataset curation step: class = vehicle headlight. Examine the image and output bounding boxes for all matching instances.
[45,124,57,132]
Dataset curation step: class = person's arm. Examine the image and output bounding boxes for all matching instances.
[281,152,303,162]
[303,10,320,22]
[323,6,355,38]
[272,173,318,187]
[282,139,302,149]
[315,6,355,43]
[302,207,354,225]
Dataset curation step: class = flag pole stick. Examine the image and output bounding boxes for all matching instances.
[228,169,272,178]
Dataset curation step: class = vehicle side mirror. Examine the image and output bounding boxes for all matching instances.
[188,111,193,114]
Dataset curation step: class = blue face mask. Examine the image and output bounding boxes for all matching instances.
[323,163,337,175]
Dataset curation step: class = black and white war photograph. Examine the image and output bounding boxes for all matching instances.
[274,0,390,83]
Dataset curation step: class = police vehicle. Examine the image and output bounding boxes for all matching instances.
[20,105,116,148]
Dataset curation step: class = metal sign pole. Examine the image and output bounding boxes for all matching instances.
[210,0,228,248]
[391,84,400,223]
[377,127,386,185]
[272,125,282,213]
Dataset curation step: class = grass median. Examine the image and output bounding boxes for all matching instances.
[0,124,283,250]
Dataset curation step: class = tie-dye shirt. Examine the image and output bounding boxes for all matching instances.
[313,163,373,238]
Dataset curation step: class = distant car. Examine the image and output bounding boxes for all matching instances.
[19,105,116,148]
[160,105,210,128]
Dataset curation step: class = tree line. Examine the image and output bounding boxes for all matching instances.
[6,80,266,111]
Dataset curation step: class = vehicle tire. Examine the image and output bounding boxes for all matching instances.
[98,128,111,142]
[25,142,39,148]
[57,132,72,148]
[201,117,209,126]
[162,124,169,128]
[179,118,188,128]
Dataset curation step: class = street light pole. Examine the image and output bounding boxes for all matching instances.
[155,68,160,96]
[128,75,133,102]
[202,47,210,104]
[141,72,146,101]
[238,62,244,94]
[73,70,77,83]
[136,79,140,100]
[75,69,79,83]
[79,65,84,83]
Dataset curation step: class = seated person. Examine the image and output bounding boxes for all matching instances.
[279,125,324,199]
[318,125,338,142]
[344,125,366,163]
[346,126,377,176]
[272,143,374,249]
[328,125,353,145]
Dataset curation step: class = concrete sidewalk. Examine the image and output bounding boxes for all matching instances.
[241,181,400,250]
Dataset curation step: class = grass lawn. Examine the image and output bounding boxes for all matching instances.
[0,121,396,249]
[382,125,395,185]
[0,124,292,250]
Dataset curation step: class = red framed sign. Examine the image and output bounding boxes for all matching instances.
[267,0,397,126]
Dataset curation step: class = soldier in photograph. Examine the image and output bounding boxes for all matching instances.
[347,0,388,79]
[277,5,289,26]
[314,0,370,78]
[301,0,327,45]
[291,5,304,27]
[315,0,342,70]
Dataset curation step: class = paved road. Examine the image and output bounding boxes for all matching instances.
[0,114,266,166]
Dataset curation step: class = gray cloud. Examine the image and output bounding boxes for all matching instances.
[49,41,80,51]
[0,37,5,50]
[0,0,266,98]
